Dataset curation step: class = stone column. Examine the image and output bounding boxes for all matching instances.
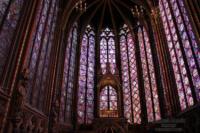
[149,6,181,117]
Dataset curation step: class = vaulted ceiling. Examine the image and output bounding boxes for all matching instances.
[79,0,141,30]
[61,0,159,31]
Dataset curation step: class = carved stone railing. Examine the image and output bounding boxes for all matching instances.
[93,117,128,133]
[0,90,10,131]
[5,104,48,133]
[177,103,200,133]
[56,123,73,132]
[145,104,200,133]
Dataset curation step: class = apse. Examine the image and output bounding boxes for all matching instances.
[0,0,200,133]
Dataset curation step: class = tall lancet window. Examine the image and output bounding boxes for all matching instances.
[138,27,161,122]
[25,0,58,110]
[77,25,95,124]
[60,24,77,123]
[159,0,200,110]
[0,0,25,82]
[100,28,116,74]
[100,86,118,118]
[0,0,10,23]
[120,24,141,124]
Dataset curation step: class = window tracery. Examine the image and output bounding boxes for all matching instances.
[25,0,58,111]
[0,0,25,81]
[100,86,118,118]
[100,28,116,74]
[138,26,161,122]
[77,25,95,124]
[159,0,200,110]
[120,24,141,124]
[60,24,78,123]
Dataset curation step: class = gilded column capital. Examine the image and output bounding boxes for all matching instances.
[150,7,160,24]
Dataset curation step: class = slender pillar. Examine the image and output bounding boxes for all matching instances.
[183,0,200,41]
[146,15,167,119]
[134,28,148,124]
[0,0,39,132]
[150,6,181,116]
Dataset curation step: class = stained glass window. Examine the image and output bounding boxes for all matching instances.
[120,24,141,124]
[35,0,58,111]
[60,24,77,123]
[25,0,58,111]
[100,28,116,74]
[138,27,161,122]
[0,0,25,81]
[77,25,95,124]
[100,86,118,117]
[159,0,200,110]
[0,0,10,24]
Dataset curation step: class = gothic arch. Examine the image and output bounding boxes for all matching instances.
[97,72,122,118]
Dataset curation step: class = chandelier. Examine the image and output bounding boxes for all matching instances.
[75,0,87,13]
[131,5,144,17]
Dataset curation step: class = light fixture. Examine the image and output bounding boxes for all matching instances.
[75,0,87,13]
[131,5,144,17]
[151,7,159,19]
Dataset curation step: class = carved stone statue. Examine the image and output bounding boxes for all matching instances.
[15,68,29,112]
[50,99,60,133]
[52,99,59,123]
[11,68,29,131]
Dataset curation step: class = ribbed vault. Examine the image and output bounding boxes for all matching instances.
[61,0,159,31]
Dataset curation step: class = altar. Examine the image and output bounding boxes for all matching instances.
[93,117,128,133]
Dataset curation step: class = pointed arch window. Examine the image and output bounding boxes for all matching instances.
[0,0,11,23]
[25,0,58,110]
[60,24,78,123]
[77,25,95,124]
[159,0,200,110]
[100,86,118,118]
[119,24,141,124]
[138,26,161,122]
[0,0,25,82]
[100,28,116,74]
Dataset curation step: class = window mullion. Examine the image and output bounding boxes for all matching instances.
[0,0,12,31]
[36,1,57,109]
[161,0,189,108]
[175,0,200,73]
[125,33,134,123]
[27,0,46,67]
[166,0,197,103]
[84,34,90,124]
[63,27,75,121]
[108,86,110,110]
[141,27,156,121]
[106,38,109,63]
[30,0,53,105]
